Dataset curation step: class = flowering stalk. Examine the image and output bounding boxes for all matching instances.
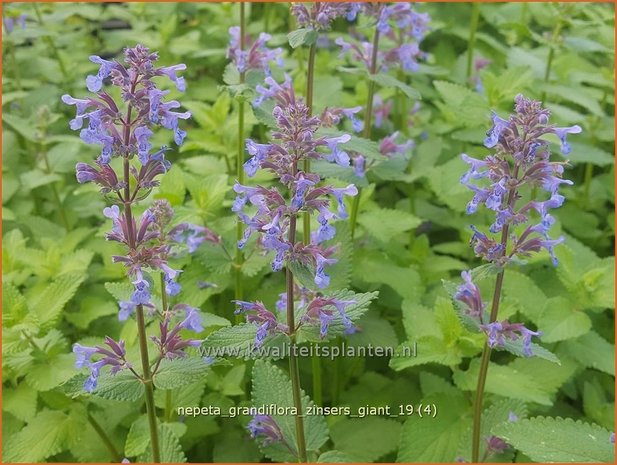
[454,95,580,462]
[235,76,358,459]
[335,3,429,238]
[226,9,283,315]
[64,45,212,463]
[349,26,380,239]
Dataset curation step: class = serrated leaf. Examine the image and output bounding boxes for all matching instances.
[153,357,210,390]
[560,331,615,375]
[318,450,355,463]
[139,423,187,463]
[3,382,37,422]
[354,255,423,302]
[331,418,401,462]
[358,208,422,241]
[457,399,527,461]
[493,417,615,463]
[433,80,489,126]
[4,410,69,462]
[369,73,421,100]
[397,394,470,462]
[538,296,592,343]
[92,371,145,402]
[317,128,384,161]
[252,360,328,461]
[297,289,378,342]
[25,353,77,391]
[288,28,318,48]
[28,272,85,329]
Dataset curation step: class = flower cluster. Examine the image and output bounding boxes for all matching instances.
[236,76,357,283]
[226,26,283,76]
[247,415,286,447]
[66,46,210,393]
[291,2,360,31]
[233,76,358,345]
[63,44,190,169]
[455,95,580,357]
[73,337,131,392]
[461,94,579,266]
[336,3,430,73]
[3,13,26,34]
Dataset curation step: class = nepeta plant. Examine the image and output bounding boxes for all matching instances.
[455,94,581,462]
[227,5,284,307]
[233,76,358,461]
[335,2,429,237]
[63,44,209,463]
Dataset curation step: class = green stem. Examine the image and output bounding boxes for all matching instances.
[466,2,481,84]
[303,40,322,406]
[286,164,307,463]
[471,167,519,462]
[136,303,161,463]
[32,4,69,79]
[311,350,323,406]
[165,390,173,422]
[540,17,564,102]
[235,2,247,320]
[8,40,22,92]
[121,91,160,461]
[87,412,122,462]
[350,27,381,239]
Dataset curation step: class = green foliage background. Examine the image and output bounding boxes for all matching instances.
[2,2,615,463]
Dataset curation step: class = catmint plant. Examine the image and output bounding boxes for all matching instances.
[233,75,357,461]
[63,44,214,463]
[227,4,284,309]
[335,2,430,237]
[454,94,581,462]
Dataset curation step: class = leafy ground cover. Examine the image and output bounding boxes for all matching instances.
[2,2,615,463]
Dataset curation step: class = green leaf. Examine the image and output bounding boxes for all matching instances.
[153,357,210,390]
[26,353,77,391]
[433,80,489,126]
[139,423,187,463]
[538,296,592,343]
[331,418,401,462]
[297,290,378,343]
[357,208,422,242]
[457,399,528,461]
[397,394,470,462]
[317,128,384,161]
[3,382,37,422]
[4,410,69,462]
[354,255,423,302]
[28,272,85,329]
[559,142,614,166]
[288,28,318,48]
[201,324,258,357]
[252,360,329,461]
[317,450,355,463]
[560,331,615,376]
[493,417,615,463]
[369,73,421,100]
[125,415,151,457]
[93,371,145,402]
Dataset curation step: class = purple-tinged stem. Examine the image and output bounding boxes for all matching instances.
[350,27,381,239]
[286,162,308,463]
[471,165,520,462]
[121,95,161,463]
